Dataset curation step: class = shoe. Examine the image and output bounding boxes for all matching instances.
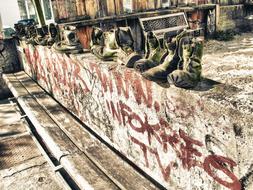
[168,38,203,88]
[134,31,167,72]
[53,26,83,54]
[34,27,48,46]
[47,23,59,46]
[90,27,119,60]
[115,27,141,67]
[142,30,187,81]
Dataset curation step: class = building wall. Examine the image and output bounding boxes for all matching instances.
[0,0,20,27]
[216,4,252,31]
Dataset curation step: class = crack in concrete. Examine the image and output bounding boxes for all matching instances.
[2,161,47,178]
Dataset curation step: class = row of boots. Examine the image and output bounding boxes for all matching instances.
[90,27,203,89]
[14,22,83,54]
[90,27,142,67]
[140,30,203,89]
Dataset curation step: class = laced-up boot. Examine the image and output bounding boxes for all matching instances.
[168,38,203,88]
[134,32,167,72]
[142,30,187,81]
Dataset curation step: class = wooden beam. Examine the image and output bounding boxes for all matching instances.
[32,0,45,26]
[59,4,216,27]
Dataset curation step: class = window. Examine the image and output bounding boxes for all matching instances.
[17,0,37,21]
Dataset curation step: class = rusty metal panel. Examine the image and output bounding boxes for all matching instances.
[139,12,189,39]
[77,26,93,49]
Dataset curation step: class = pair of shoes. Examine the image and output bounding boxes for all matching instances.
[142,30,187,81]
[90,27,142,66]
[134,31,168,72]
[53,26,83,54]
[142,30,203,88]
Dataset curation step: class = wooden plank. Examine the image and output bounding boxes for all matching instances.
[51,0,60,21]
[133,0,148,11]
[147,0,156,9]
[3,74,79,161]
[154,0,162,8]
[98,0,108,17]
[107,0,116,16]
[56,0,69,19]
[115,0,124,15]
[76,0,86,16]
[61,4,217,26]
[67,0,78,18]
[4,73,120,190]
[61,154,120,190]
[14,71,159,190]
[85,0,99,18]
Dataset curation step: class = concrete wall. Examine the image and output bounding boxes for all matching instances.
[18,41,253,190]
[216,4,253,31]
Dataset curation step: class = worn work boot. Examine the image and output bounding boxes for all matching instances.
[53,26,83,54]
[34,26,48,46]
[90,27,119,61]
[142,30,187,81]
[115,27,141,67]
[168,38,203,88]
[134,32,167,72]
[47,23,59,46]
[25,24,38,45]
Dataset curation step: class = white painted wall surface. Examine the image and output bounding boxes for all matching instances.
[0,0,20,28]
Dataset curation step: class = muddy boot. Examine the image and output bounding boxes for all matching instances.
[117,51,142,67]
[142,30,187,81]
[47,23,59,46]
[134,32,167,72]
[53,26,83,54]
[25,24,38,45]
[90,28,119,61]
[34,26,48,46]
[168,38,203,88]
[115,27,142,67]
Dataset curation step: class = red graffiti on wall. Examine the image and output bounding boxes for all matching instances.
[90,63,153,108]
[23,48,241,190]
[107,100,241,190]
